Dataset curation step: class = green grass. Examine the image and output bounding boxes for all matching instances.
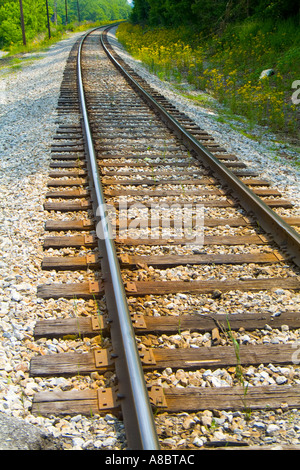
[177,90,214,108]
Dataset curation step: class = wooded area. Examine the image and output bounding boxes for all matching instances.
[0,0,131,48]
[52,0,131,25]
[130,0,299,29]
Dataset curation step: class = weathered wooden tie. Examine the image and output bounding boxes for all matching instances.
[116,234,269,246]
[119,251,286,267]
[33,311,300,339]
[124,277,300,295]
[30,342,300,376]
[43,234,97,248]
[37,280,103,299]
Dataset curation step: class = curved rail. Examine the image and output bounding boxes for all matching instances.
[77,27,160,450]
[101,25,300,268]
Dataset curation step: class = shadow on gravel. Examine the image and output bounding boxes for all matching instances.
[0,412,69,450]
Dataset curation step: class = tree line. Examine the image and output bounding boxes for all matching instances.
[52,0,131,25]
[130,0,299,30]
[0,0,131,48]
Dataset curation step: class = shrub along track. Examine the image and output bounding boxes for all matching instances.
[30,26,300,450]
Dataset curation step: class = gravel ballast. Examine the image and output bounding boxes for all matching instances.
[0,27,299,450]
[0,32,126,451]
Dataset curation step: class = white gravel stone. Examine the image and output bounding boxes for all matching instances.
[267,424,280,435]
[193,437,205,447]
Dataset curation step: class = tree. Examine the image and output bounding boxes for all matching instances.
[130,0,299,29]
[0,0,47,48]
[0,0,131,48]
[130,0,150,24]
[51,0,131,24]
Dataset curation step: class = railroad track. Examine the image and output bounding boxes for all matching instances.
[30,25,300,450]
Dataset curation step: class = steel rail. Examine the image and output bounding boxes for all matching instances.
[101,25,300,268]
[77,27,160,450]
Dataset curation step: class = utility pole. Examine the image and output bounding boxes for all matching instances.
[45,0,51,39]
[54,1,57,25]
[65,0,68,25]
[19,0,26,46]
[77,0,81,22]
